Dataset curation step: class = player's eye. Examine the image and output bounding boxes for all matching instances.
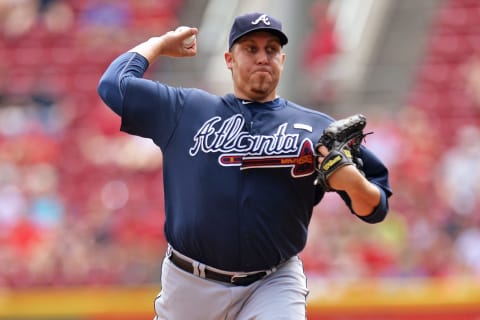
[266,46,277,54]
[266,44,281,54]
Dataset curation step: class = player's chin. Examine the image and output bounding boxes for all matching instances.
[250,78,275,93]
[250,83,273,95]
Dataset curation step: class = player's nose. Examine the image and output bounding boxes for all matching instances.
[255,50,269,64]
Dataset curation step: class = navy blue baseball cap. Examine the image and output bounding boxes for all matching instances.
[228,12,289,50]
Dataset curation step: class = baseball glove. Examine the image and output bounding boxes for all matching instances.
[313,114,370,191]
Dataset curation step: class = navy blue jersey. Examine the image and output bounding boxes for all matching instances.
[98,52,392,272]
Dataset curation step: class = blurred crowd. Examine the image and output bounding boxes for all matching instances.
[0,0,182,287]
[302,107,480,280]
[301,0,480,281]
[0,0,479,288]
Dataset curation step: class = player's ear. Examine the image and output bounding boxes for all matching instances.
[280,52,286,67]
[224,52,233,69]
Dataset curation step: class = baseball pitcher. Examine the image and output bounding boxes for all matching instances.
[98,12,392,320]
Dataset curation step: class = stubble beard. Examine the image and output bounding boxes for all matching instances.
[249,73,275,99]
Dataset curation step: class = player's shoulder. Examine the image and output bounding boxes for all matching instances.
[283,99,335,123]
[177,87,225,105]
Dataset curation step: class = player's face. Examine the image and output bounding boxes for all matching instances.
[225,32,286,102]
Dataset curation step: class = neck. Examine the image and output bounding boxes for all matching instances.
[235,94,279,103]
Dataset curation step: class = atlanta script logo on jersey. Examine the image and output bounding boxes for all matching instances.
[189,115,315,178]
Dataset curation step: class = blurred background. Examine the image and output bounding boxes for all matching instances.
[0,0,479,319]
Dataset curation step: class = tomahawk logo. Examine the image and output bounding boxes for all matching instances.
[219,139,315,178]
[251,14,270,26]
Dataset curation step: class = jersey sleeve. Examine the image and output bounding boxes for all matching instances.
[97,52,189,149]
[337,145,392,223]
[97,52,148,115]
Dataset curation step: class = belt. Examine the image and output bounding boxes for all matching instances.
[168,249,270,286]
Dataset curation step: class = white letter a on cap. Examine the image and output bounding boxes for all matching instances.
[251,14,270,25]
